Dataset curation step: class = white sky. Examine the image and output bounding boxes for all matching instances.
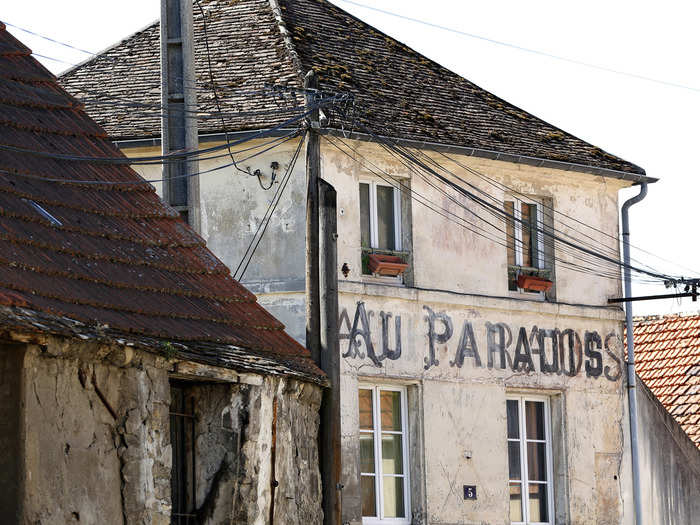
[4,0,700,316]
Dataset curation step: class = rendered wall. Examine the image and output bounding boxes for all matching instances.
[636,378,700,524]
[126,138,308,343]
[1,336,322,525]
[125,137,644,523]
[321,140,631,524]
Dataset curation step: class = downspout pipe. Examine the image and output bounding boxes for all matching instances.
[621,181,647,525]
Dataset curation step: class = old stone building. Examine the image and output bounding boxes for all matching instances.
[59,0,700,523]
[0,22,325,524]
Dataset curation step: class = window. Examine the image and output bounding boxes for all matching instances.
[504,199,550,293]
[360,181,409,278]
[507,395,554,525]
[359,386,410,524]
[360,182,401,252]
[170,382,196,524]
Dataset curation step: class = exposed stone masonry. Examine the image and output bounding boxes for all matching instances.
[1,335,323,524]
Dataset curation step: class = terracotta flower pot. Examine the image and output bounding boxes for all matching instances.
[368,253,409,277]
[517,274,553,292]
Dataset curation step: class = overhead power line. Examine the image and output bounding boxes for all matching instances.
[335,104,693,286]
[0,103,338,165]
[234,131,306,280]
[0,131,302,187]
[335,0,700,94]
[3,20,96,55]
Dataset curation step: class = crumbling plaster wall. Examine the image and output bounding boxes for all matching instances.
[635,378,700,524]
[321,139,628,306]
[3,335,323,524]
[126,139,308,344]
[19,338,171,525]
[336,289,629,524]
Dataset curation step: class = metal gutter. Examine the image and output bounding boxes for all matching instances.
[621,182,648,525]
[114,128,655,184]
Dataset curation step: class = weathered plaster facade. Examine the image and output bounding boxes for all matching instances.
[122,137,683,524]
[0,336,322,524]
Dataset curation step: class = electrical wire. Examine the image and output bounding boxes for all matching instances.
[195,0,255,180]
[0,105,330,164]
[434,149,700,277]
[335,0,700,94]
[3,20,96,55]
[372,126,688,281]
[234,131,306,280]
[340,116,690,285]
[323,133,651,284]
[0,131,301,187]
[378,126,674,282]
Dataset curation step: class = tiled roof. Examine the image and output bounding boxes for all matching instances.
[633,313,700,448]
[0,22,324,385]
[58,0,644,176]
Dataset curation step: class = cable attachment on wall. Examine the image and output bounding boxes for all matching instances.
[250,161,279,190]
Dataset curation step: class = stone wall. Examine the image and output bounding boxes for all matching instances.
[0,336,323,524]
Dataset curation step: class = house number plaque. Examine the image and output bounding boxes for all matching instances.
[463,485,477,500]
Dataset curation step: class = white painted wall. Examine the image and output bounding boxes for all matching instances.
[125,137,636,524]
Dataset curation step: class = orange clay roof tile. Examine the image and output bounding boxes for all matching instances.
[632,313,700,450]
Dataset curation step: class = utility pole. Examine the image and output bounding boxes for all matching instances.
[161,0,200,231]
[305,70,321,363]
[319,179,342,525]
[305,71,342,525]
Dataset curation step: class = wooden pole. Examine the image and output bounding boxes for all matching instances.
[305,70,321,363]
[319,179,341,525]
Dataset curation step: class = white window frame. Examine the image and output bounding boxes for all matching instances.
[510,200,544,270]
[507,198,547,296]
[360,384,411,525]
[361,180,402,252]
[507,394,555,525]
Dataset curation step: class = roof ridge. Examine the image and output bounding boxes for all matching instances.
[268,0,306,83]
[635,312,700,322]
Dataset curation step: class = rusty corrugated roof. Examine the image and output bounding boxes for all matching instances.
[0,22,324,384]
[632,314,700,448]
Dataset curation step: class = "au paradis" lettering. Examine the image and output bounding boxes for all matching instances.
[339,302,622,382]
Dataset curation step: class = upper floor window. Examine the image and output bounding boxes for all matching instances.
[507,395,554,524]
[504,199,552,295]
[359,385,411,524]
[360,181,402,252]
[360,182,409,278]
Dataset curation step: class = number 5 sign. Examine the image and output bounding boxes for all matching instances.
[463,485,477,500]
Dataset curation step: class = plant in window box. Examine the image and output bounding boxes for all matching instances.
[361,250,370,275]
[516,271,553,292]
[368,253,409,277]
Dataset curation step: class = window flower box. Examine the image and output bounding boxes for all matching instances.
[517,274,553,292]
[368,253,409,277]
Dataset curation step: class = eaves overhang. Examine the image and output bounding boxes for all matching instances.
[114,128,655,185]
